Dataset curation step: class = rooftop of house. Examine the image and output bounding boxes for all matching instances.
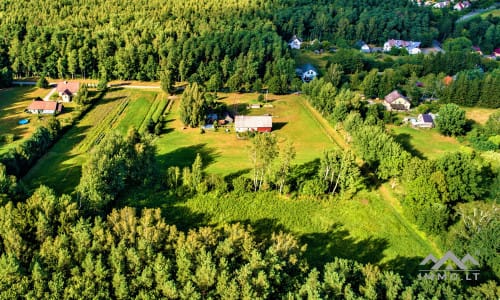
[384,90,407,103]
[235,115,272,128]
[56,81,80,95]
[421,113,434,123]
[27,100,62,112]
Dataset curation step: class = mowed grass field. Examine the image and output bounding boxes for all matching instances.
[23,88,166,194]
[389,126,468,160]
[464,107,498,125]
[155,92,336,174]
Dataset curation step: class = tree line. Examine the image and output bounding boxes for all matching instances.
[1,0,493,87]
[0,185,498,299]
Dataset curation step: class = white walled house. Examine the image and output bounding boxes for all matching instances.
[56,81,80,102]
[288,35,302,50]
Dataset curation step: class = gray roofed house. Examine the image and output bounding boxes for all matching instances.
[383,90,411,111]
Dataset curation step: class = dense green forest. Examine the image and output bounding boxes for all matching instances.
[0,184,498,299]
[1,0,497,87]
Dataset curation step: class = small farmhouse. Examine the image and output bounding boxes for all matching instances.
[288,35,302,50]
[414,113,435,128]
[56,81,80,102]
[301,64,318,83]
[361,44,371,53]
[383,90,411,111]
[494,48,500,57]
[235,115,272,133]
[27,100,63,115]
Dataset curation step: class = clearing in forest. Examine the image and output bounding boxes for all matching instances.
[155,92,337,175]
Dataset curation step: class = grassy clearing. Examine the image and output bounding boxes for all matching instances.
[120,188,435,275]
[480,8,500,18]
[0,87,61,154]
[463,107,498,125]
[389,125,468,160]
[294,51,333,73]
[155,93,336,175]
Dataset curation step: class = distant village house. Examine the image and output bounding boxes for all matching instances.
[288,35,302,50]
[235,115,272,133]
[415,113,435,128]
[300,64,318,83]
[383,90,411,111]
[383,39,421,55]
[56,81,80,102]
[454,1,471,11]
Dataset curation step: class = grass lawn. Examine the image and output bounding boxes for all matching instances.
[155,92,337,175]
[0,86,56,155]
[463,107,498,125]
[119,188,436,275]
[480,8,500,19]
[294,51,333,74]
[389,125,469,160]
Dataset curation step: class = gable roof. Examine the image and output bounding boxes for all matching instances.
[27,101,62,112]
[289,35,302,43]
[384,90,407,103]
[235,116,272,128]
[421,113,433,123]
[56,81,79,95]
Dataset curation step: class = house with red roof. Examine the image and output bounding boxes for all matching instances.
[494,48,500,58]
[56,81,80,102]
[27,100,63,115]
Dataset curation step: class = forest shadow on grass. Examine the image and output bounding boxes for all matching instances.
[393,133,425,159]
[157,143,219,170]
[117,189,210,232]
[300,223,389,270]
[381,255,426,278]
[232,218,289,241]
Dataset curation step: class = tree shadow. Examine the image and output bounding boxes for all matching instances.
[382,255,425,278]
[288,159,321,190]
[224,168,251,182]
[116,189,209,231]
[300,223,389,269]
[157,143,219,170]
[393,133,425,159]
[232,218,289,241]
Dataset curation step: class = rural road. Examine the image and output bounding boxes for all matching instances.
[43,88,57,101]
[456,4,499,23]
